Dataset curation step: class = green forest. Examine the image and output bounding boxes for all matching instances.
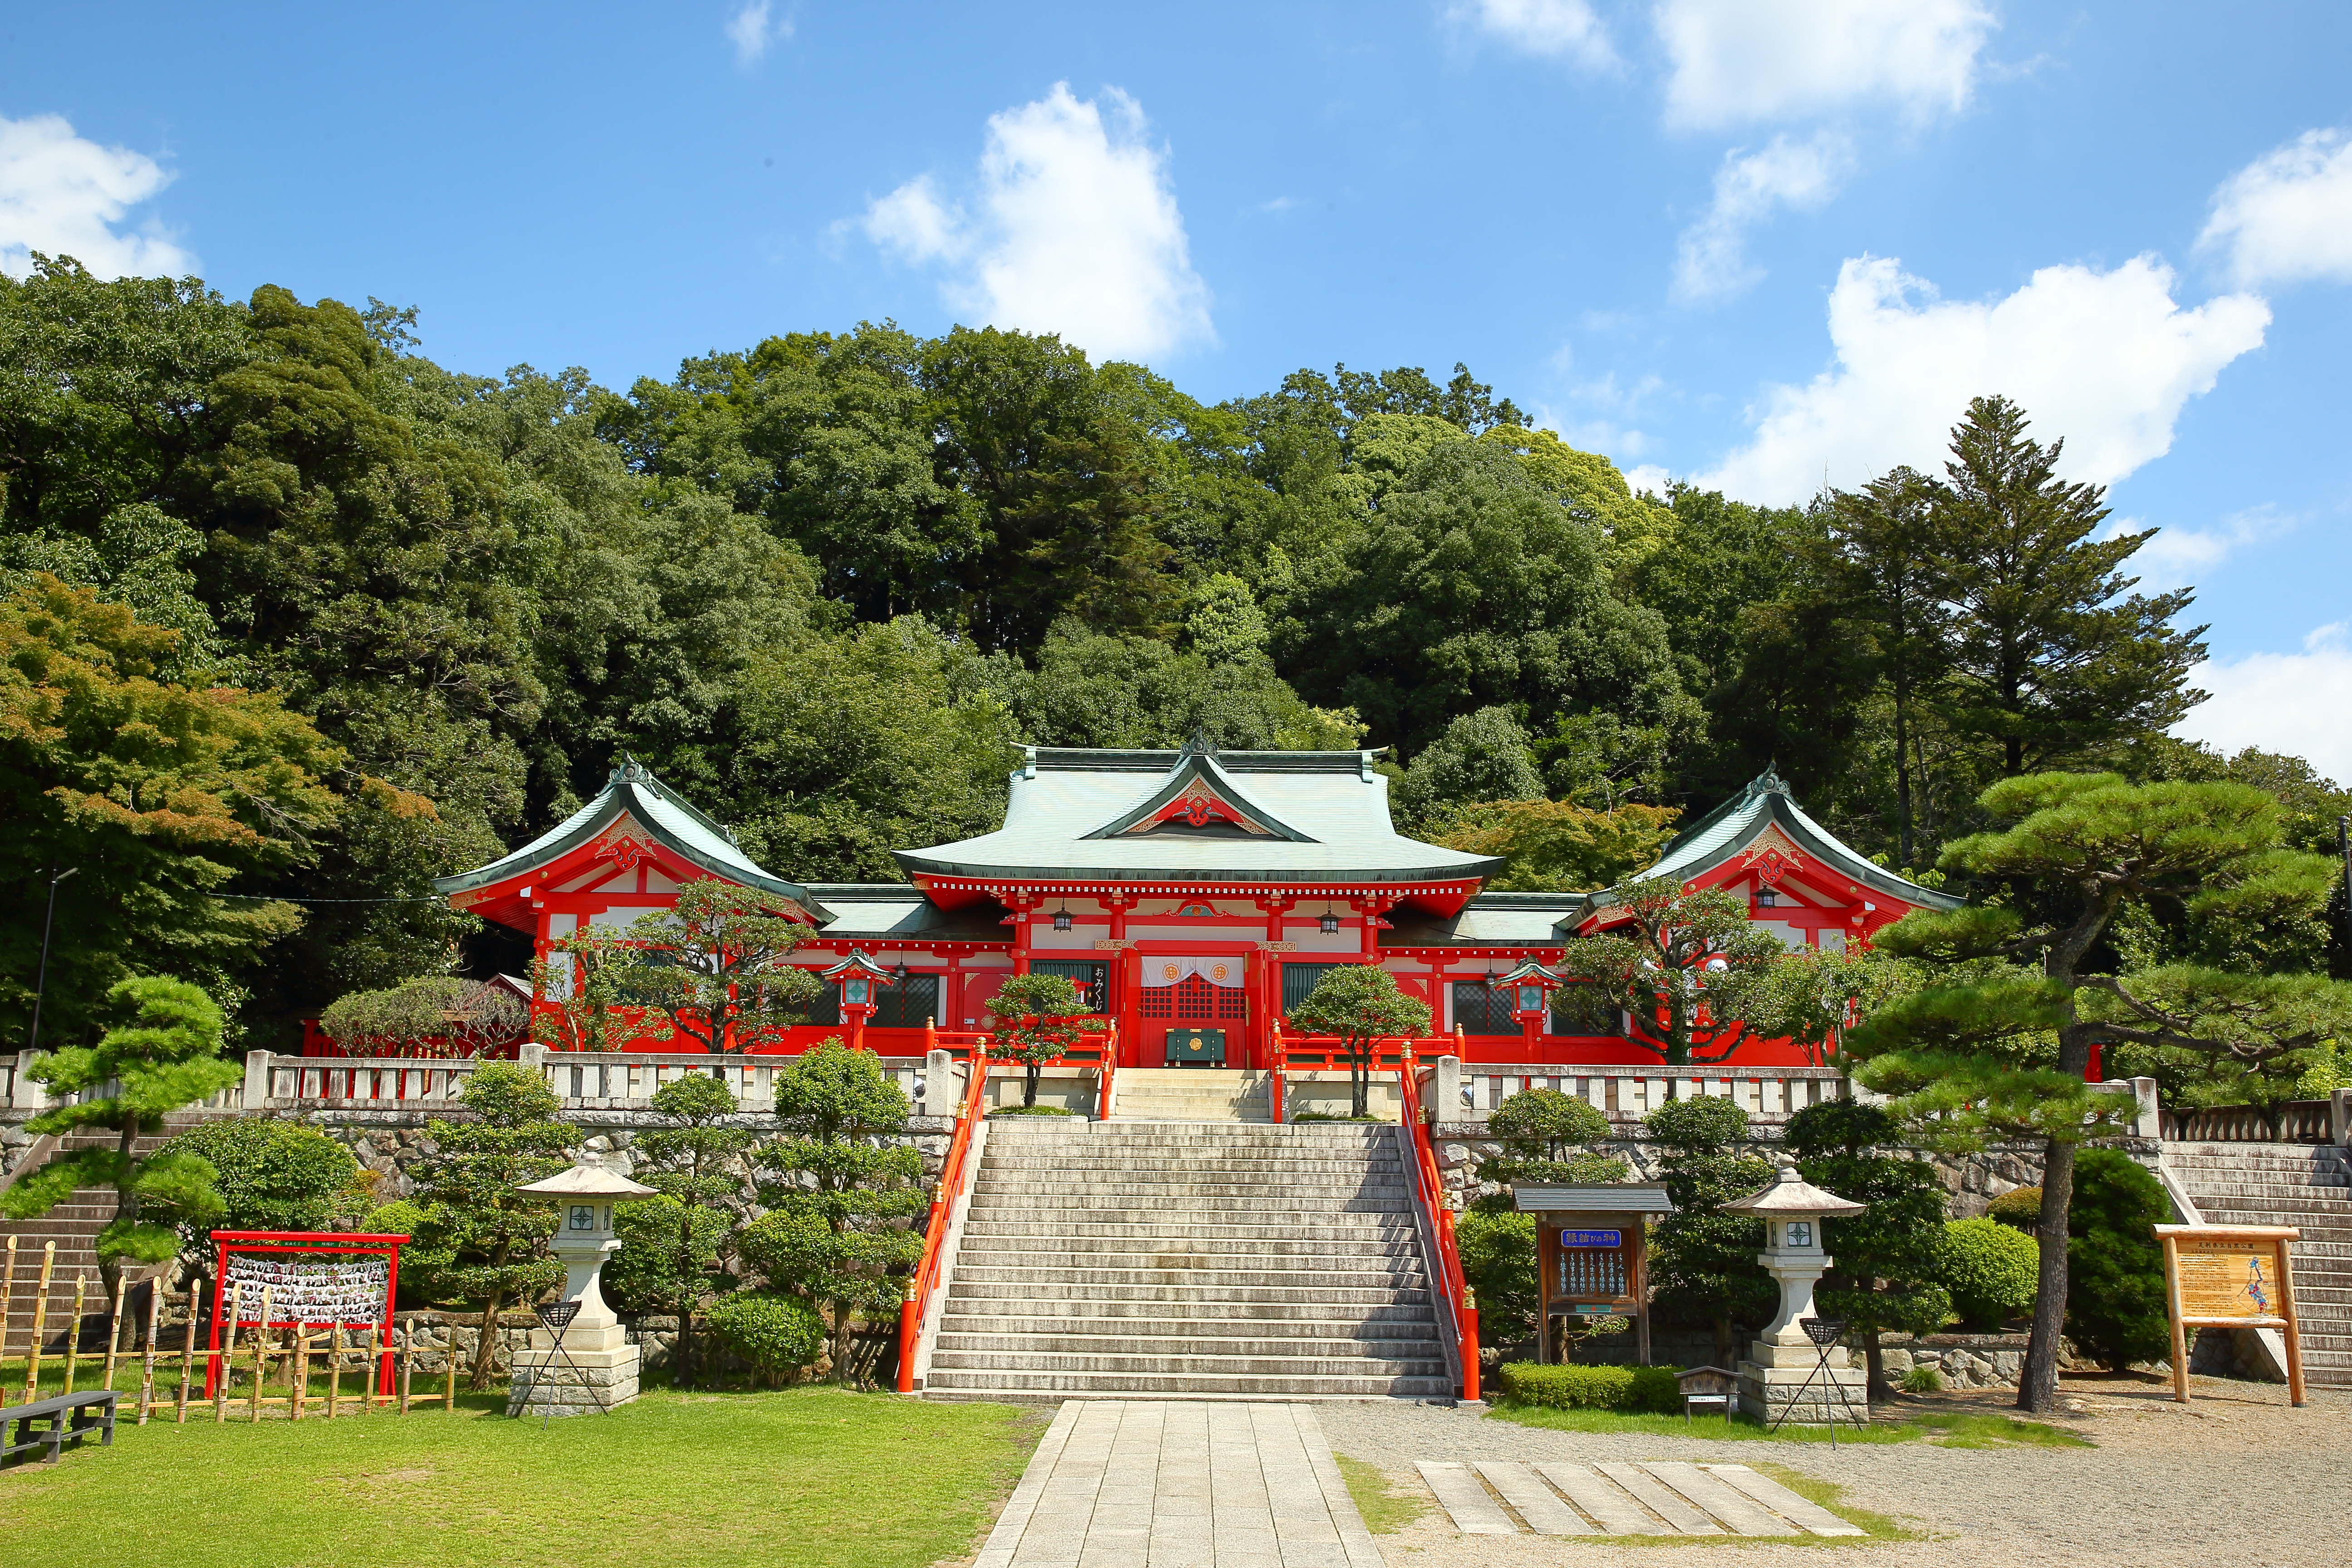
[5,256,2348,1062]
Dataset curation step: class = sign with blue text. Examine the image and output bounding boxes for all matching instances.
[1558,1229,1622,1248]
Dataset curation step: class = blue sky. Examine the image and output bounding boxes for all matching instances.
[5,1,2349,775]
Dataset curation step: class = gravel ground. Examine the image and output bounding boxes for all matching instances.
[1327,1373,2347,1568]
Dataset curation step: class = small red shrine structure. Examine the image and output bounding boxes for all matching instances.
[423,745,1957,1068]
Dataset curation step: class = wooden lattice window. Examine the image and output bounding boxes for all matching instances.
[1139,975,1245,1022]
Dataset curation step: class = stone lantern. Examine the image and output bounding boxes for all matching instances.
[1722,1166,1866,1425]
[507,1156,655,1418]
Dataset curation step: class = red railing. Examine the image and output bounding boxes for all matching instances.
[1397,1051,1480,1403]
[897,1054,990,1393]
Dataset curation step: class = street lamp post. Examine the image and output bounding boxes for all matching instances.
[26,866,79,1053]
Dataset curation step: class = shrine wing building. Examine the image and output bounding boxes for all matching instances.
[430,740,1957,1068]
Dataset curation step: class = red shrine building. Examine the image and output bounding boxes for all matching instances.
[430,740,1958,1067]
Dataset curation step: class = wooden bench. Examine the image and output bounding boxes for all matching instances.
[1,1391,118,1466]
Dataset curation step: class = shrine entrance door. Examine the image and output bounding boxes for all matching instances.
[1127,954,1253,1068]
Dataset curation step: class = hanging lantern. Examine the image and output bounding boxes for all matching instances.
[1052,901,1073,932]
[1319,900,1340,935]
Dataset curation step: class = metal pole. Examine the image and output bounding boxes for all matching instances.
[2337,817,2350,968]
[26,866,79,1053]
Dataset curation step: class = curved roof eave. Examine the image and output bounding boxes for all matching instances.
[891,852,1502,884]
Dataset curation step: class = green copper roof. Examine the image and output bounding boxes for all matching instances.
[895,740,1501,885]
[1589,769,1961,914]
[434,758,811,903]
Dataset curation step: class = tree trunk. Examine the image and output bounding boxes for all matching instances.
[1711,1314,1735,1370]
[469,1290,506,1391]
[1863,1328,1889,1403]
[1024,1063,1040,1107]
[2016,1138,2074,1413]
[102,1121,139,1311]
[1351,1054,1369,1118]
[1893,671,1913,870]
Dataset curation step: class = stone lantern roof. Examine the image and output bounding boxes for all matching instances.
[1724,1166,1865,1216]
[516,1162,656,1200]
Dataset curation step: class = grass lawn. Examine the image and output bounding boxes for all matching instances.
[0,1380,1044,1568]
[1488,1402,2091,1449]
[1333,1452,1431,1534]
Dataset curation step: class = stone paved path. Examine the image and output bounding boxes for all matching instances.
[974,1400,1385,1568]
[1413,1459,1863,1537]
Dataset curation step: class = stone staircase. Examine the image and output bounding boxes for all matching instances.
[922,1119,1452,1401]
[1111,1067,1273,1123]
[2162,1141,2351,1388]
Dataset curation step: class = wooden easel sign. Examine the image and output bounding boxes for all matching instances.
[2153,1224,2303,1407]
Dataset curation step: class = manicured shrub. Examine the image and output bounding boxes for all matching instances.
[1934,1218,2038,1330]
[1454,1210,1537,1343]
[1496,1362,1681,1413]
[1986,1186,2042,1231]
[987,1104,1075,1117]
[2063,1149,2173,1370]
[153,1117,366,1249]
[707,1292,825,1387]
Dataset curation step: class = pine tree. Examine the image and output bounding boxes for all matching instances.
[624,1072,759,1386]
[1828,466,1952,866]
[1934,397,2207,778]
[0,977,242,1305]
[1286,965,1432,1117]
[987,972,1090,1108]
[409,1062,576,1389]
[1845,771,2343,1412]
[740,1041,926,1383]
[1783,1100,1951,1402]
[1642,1096,1774,1369]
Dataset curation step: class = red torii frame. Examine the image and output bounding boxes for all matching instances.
[205,1230,410,1398]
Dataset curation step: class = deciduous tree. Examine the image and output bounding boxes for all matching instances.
[1286,965,1432,1118]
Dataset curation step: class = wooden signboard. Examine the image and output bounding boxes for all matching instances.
[1535,1217,1650,1366]
[2152,1224,2303,1407]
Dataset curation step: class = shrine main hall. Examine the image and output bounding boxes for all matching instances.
[432,736,1955,1070]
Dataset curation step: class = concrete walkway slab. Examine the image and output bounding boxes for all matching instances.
[1416,1457,1864,1539]
[977,1400,1382,1568]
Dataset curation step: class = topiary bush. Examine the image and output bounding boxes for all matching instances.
[987,1104,1075,1117]
[1454,1210,1537,1343]
[1987,1186,2042,1232]
[151,1117,368,1253]
[1934,1218,2038,1330]
[1496,1362,1681,1413]
[1480,1089,1626,1186]
[2063,1149,2173,1370]
[706,1292,825,1387]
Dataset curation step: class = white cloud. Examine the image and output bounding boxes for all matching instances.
[2106,505,2291,594]
[2175,624,2352,785]
[1623,463,1672,496]
[1655,0,1996,129]
[2200,127,2352,288]
[861,176,960,263]
[1696,254,2270,505]
[1453,0,1617,69]
[856,83,1214,361]
[725,0,791,65]
[1672,131,1852,303]
[0,113,191,280]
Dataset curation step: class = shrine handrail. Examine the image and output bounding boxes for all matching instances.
[1397,1050,1480,1403]
[897,1053,989,1393]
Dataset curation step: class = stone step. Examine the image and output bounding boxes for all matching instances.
[934,1331,1441,1360]
[956,1233,1424,1260]
[938,1308,1437,1334]
[946,1279,1432,1307]
[928,1346,1445,1377]
[975,1171,1411,1190]
[960,1219,1421,1243]
[974,1147,1392,1171]
[921,1368,1454,1397]
[951,1261,1426,1290]
[978,1158,1405,1178]
[970,1187,1410,1208]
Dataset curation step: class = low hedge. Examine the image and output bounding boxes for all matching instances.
[1496,1362,1683,1413]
